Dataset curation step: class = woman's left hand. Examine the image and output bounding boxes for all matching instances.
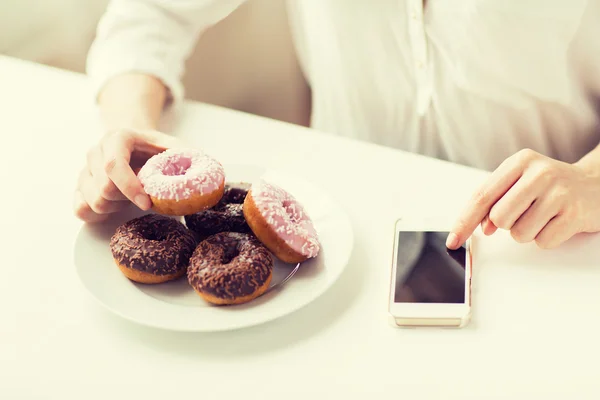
[446,148,600,250]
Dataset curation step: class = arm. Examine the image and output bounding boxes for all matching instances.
[97,73,166,131]
[75,0,247,223]
[86,0,247,130]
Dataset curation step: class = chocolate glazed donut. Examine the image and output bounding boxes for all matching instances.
[184,183,252,240]
[110,214,197,284]
[188,232,273,305]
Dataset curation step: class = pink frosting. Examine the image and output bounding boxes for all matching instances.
[138,148,225,201]
[250,179,320,259]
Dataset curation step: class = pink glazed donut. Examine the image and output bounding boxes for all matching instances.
[243,179,320,263]
[137,148,225,216]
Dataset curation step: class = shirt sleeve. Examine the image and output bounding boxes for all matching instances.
[86,0,246,105]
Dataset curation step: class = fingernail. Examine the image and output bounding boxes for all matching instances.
[135,194,150,210]
[446,233,459,249]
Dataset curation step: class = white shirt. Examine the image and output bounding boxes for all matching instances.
[87,0,600,171]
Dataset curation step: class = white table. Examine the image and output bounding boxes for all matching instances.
[2,55,600,399]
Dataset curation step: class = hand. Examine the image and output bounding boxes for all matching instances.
[446,149,600,250]
[74,129,183,223]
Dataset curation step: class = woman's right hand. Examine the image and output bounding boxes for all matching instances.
[74,128,183,223]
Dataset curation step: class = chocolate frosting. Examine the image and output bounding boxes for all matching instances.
[110,214,197,275]
[184,182,251,239]
[188,232,273,299]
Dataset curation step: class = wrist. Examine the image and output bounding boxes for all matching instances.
[573,145,600,179]
[98,73,166,133]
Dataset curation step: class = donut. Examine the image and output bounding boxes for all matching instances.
[243,179,320,264]
[137,148,225,216]
[187,232,273,305]
[184,182,251,240]
[110,214,197,284]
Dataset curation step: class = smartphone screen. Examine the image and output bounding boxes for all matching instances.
[394,231,467,304]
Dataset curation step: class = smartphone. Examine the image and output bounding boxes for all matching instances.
[388,219,472,328]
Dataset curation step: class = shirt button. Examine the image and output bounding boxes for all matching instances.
[416,61,425,69]
[411,11,418,20]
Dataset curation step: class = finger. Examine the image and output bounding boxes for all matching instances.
[447,153,529,249]
[488,172,546,230]
[510,196,561,244]
[534,214,577,249]
[101,132,152,210]
[481,214,498,236]
[87,146,127,201]
[73,190,108,223]
[80,167,130,215]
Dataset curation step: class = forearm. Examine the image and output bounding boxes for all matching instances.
[87,0,248,132]
[98,73,167,132]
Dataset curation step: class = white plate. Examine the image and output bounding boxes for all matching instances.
[73,164,354,332]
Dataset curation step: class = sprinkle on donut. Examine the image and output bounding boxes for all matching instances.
[110,214,197,283]
[243,179,320,263]
[184,182,252,240]
[188,232,273,305]
[137,148,226,215]
[138,148,225,201]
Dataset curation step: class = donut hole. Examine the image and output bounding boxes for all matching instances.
[139,229,168,242]
[220,245,241,264]
[161,155,192,176]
